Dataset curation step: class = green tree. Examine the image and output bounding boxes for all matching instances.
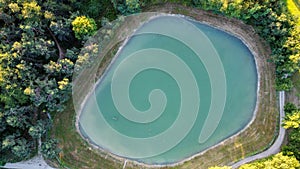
[282,128,300,160]
[192,0,223,12]
[41,139,60,159]
[28,120,50,139]
[211,0,298,90]
[72,16,97,40]
[284,102,298,114]
[111,0,140,15]
[0,0,79,163]
[282,104,300,160]
[11,139,32,159]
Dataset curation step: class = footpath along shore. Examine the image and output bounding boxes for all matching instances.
[231,91,286,168]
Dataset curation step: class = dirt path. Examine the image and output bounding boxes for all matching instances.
[2,155,56,169]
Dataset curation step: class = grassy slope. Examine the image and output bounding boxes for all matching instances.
[51,100,127,169]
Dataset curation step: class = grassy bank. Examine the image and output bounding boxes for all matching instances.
[51,100,128,169]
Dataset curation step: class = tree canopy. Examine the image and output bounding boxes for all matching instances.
[0,0,79,164]
[283,110,300,129]
[282,103,300,161]
[239,153,300,169]
[209,152,300,169]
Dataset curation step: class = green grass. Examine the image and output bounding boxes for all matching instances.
[51,100,128,169]
[51,41,130,169]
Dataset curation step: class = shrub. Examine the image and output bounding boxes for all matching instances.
[71,16,97,40]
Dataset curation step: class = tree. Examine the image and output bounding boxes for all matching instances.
[239,153,300,169]
[11,138,32,159]
[284,28,300,69]
[124,0,140,14]
[0,0,79,163]
[2,133,32,161]
[282,128,300,160]
[71,16,97,40]
[192,0,223,12]
[28,120,50,139]
[284,102,298,114]
[282,103,300,161]
[41,138,60,159]
[283,110,300,129]
[71,0,117,23]
[211,0,298,90]
[111,0,141,15]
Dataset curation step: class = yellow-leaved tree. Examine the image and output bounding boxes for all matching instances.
[71,16,97,40]
[239,153,300,169]
[283,110,300,129]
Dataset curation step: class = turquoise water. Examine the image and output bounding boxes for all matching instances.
[79,16,257,164]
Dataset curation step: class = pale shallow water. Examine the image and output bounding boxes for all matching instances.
[79,15,257,164]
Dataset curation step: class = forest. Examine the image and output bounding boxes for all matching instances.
[0,0,300,168]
